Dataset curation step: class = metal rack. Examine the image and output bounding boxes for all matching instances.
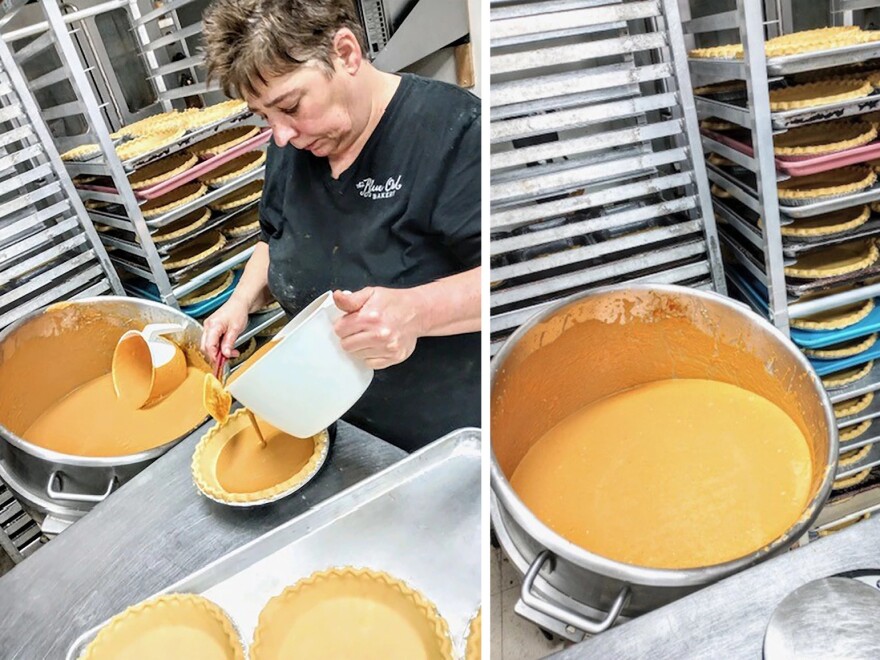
[681,0,880,534]
[0,0,284,341]
[489,0,725,355]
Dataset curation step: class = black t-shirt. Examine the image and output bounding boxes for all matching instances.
[258,74,481,452]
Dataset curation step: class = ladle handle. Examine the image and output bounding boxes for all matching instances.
[46,470,117,503]
[520,550,630,635]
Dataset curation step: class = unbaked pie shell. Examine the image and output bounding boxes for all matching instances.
[117,111,186,138]
[841,418,873,442]
[209,180,263,212]
[152,207,212,243]
[191,408,329,504]
[792,297,874,330]
[773,120,877,156]
[163,231,226,270]
[769,79,873,111]
[230,336,257,367]
[141,182,208,219]
[80,593,244,660]
[189,126,260,158]
[179,270,235,306]
[823,360,874,388]
[129,152,198,189]
[804,333,877,358]
[249,567,453,660]
[839,442,873,467]
[690,27,877,60]
[777,166,877,201]
[833,466,873,490]
[779,205,870,237]
[834,391,875,418]
[200,150,266,187]
[784,240,879,278]
[117,127,186,162]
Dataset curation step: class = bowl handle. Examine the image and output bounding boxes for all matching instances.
[46,470,117,503]
[520,549,630,634]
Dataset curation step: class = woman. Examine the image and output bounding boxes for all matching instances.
[201,0,481,452]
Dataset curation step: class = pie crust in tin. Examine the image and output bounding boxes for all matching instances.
[151,207,212,243]
[792,297,874,330]
[768,79,873,111]
[189,126,260,158]
[128,152,198,189]
[179,270,235,307]
[841,418,873,442]
[833,391,875,418]
[783,240,879,279]
[778,205,870,237]
[141,182,208,219]
[163,231,226,270]
[822,360,874,388]
[200,150,266,187]
[804,332,877,359]
[839,442,873,466]
[209,180,263,212]
[777,166,876,201]
[832,466,873,490]
[773,120,877,156]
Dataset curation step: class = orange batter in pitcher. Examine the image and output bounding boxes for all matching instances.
[23,368,207,457]
[510,379,813,569]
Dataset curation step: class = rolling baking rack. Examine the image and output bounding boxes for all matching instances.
[0,0,284,347]
[488,0,725,356]
[682,0,880,537]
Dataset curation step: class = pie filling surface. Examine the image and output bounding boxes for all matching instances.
[509,378,813,569]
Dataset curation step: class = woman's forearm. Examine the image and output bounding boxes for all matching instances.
[411,266,481,337]
[229,241,273,312]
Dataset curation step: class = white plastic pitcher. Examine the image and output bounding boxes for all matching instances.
[227,292,373,438]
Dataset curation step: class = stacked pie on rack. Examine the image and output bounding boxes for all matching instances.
[80,593,244,659]
[199,150,266,187]
[768,79,873,111]
[804,333,877,359]
[839,443,873,467]
[60,143,101,162]
[773,120,877,156]
[183,100,249,131]
[832,466,874,491]
[128,152,198,190]
[777,205,870,238]
[222,206,260,238]
[189,126,260,158]
[777,166,876,202]
[690,26,880,60]
[833,391,875,418]
[841,418,873,442]
[141,182,208,219]
[823,360,874,389]
[249,567,453,659]
[178,271,235,307]
[151,208,212,244]
[163,231,226,271]
[209,180,263,212]
[783,240,880,279]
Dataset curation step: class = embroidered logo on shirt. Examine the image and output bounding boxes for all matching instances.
[356,175,403,200]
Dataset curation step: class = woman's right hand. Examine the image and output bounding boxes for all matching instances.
[200,297,251,364]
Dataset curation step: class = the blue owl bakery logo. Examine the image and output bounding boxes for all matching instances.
[356,175,403,200]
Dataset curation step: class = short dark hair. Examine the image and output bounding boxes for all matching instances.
[203,0,367,98]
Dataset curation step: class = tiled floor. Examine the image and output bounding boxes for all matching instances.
[491,545,567,659]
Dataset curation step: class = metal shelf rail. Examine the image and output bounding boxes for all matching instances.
[489,0,725,355]
[0,0,277,331]
[0,13,122,333]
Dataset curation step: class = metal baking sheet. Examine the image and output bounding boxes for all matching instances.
[771,93,880,130]
[67,429,481,659]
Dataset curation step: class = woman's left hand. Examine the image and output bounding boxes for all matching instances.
[332,287,422,369]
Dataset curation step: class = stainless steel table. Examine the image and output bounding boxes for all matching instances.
[0,421,405,660]
[550,516,880,659]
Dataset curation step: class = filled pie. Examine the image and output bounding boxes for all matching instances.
[249,567,453,659]
[151,208,212,244]
[163,231,226,271]
[777,205,870,238]
[783,240,879,279]
[128,152,198,190]
[841,418,873,442]
[832,466,873,490]
[792,297,874,330]
[768,79,873,111]
[191,408,329,504]
[209,180,263,212]
[823,360,874,389]
[777,166,876,201]
[200,150,266,187]
[80,593,244,660]
[189,126,260,158]
[773,120,877,156]
[141,182,208,219]
[833,391,874,418]
[222,206,261,238]
[804,333,877,359]
[179,270,235,307]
